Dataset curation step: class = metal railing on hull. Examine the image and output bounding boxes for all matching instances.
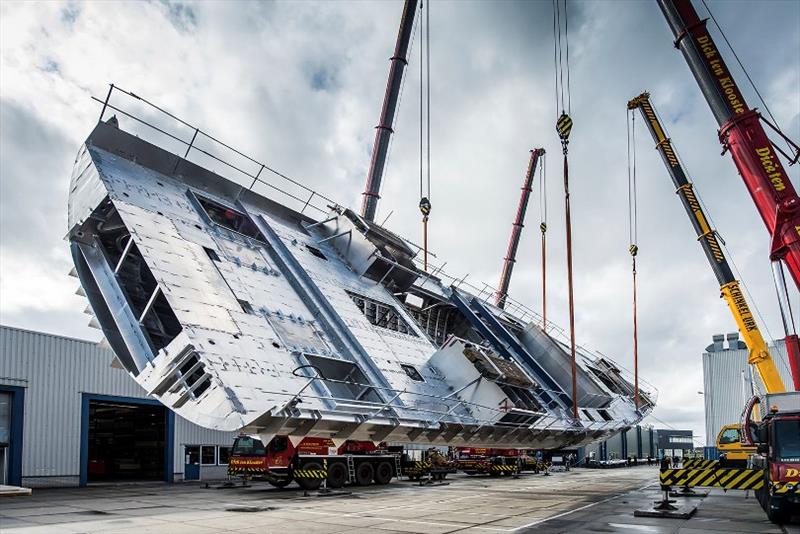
[92,84,339,217]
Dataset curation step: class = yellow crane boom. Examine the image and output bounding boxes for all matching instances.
[627,92,785,393]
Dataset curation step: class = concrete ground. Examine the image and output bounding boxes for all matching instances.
[0,467,797,534]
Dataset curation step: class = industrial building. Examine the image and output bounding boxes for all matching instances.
[701,333,793,450]
[582,425,694,462]
[0,325,237,487]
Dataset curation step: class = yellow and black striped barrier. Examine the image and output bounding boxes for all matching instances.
[403,461,432,475]
[491,465,519,473]
[227,466,266,476]
[681,459,718,469]
[294,469,327,480]
[660,468,764,491]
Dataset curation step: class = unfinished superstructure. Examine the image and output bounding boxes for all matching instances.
[67,88,653,449]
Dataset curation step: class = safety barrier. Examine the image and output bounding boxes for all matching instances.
[680,459,718,469]
[294,469,328,480]
[660,467,765,491]
[491,465,519,473]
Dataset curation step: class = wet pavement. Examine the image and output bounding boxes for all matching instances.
[0,466,797,533]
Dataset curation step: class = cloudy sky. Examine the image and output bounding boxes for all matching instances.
[1,0,798,445]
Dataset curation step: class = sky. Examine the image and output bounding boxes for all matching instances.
[1,0,798,446]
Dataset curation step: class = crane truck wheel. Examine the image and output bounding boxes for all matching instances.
[266,476,293,488]
[766,497,790,524]
[326,462,347,488]
[355,462,374,486]
[374,461,393,485]
[296,462,324,491]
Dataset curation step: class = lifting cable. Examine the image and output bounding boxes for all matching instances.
[418,0,432,270]
[539,151,548,330]
[553,0,578,421]
[626,108,640,410]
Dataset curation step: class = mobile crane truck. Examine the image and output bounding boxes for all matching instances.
[227,434,399,490]
[628,90,799,521]
[743,393,800,522]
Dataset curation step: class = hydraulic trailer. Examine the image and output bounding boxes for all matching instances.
[228,435,400,490]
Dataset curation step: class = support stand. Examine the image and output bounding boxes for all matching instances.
[634,487,697,519]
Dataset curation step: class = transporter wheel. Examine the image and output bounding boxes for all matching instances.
[296,462,324,491]
[374,461,393,485]
[326,462,347,489]
[355,462,374,486]
[266,476,293,488]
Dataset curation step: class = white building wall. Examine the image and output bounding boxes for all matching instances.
[0,325,236,487]
[702,334,792,447]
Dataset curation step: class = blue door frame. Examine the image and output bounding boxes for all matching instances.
[0,385,25,486]
[80,393,174,487]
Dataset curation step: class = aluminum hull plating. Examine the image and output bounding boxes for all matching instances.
[67,117,653,448]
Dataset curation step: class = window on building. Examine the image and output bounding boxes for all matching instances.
[185,445,200,465]
[347,291,417,336]
[668,436,693,445]
[400,364,424,382]
[201,445,216,465]
[218,446,231,465]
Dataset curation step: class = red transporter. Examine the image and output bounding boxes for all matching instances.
[455,447,520,476]
[227,435,399,490]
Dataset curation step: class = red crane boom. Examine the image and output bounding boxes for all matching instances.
[657,0,800,389]
[496,149,545,309]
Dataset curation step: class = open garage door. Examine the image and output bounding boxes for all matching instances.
[85,397,168,483]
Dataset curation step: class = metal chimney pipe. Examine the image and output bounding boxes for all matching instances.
[360,0,419,222]
[496,149,545,308]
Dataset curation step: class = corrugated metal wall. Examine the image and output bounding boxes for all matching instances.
[0,325,235,486]
[702,335,791,446]
[583,425,658,460]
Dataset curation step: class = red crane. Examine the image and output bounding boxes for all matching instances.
[361,0,418,222]
[496,149,545,309]
[657,0,800,389]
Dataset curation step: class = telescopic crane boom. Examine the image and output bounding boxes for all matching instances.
[628,92,786,394]
[656,0,800,389]
[361,0,418,222]
[496,149,545,309]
